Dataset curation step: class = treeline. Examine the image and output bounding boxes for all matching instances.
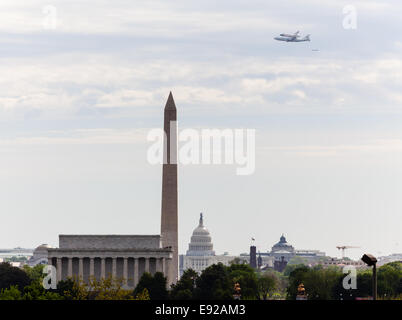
[0,261,401,300]
[286,261,402,300]
[0,262,284,300]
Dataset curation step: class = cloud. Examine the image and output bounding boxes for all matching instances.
[0,128,148,145]
[0,0,402,122]
[261,139,402,158]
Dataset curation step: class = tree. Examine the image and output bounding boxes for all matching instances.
[0,262,31,291]
[378,262,402,298]
[287,265,344,300]
[287,256,309,266]
[352,262,402,299]
[257,272,277,300]
[283,264,306,277]
[61,275,135,300]
[227,264,258,299]
[0,286,22,300]
[23,264,45,283]
[286,265,310,299]
[194,263,232,300]
[303,267,341,300]
[0,283,62,300]
[229,257,248,265]
[89,275,135,300]
[134,272,168,300]
[170,269,198,300]
[52,278,76,299]
[21,281,62,300]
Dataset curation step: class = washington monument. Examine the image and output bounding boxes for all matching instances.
[161,92,178,282]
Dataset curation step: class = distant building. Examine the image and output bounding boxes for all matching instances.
[48,235,173,288]
[270,234,295,265]
[250,246,257,269]
[274,256,288,272]
[243,234,326,272]
[377,253,402,266]
[179,214,238,276]
[314,258,366,269]
[28,244,53,267]
[0,248,33,259]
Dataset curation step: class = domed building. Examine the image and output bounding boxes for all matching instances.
[186,213,215,256]
[28,244,53,266]
[269,234,295,272]
[179,213,237,276]
[271,234,295,256]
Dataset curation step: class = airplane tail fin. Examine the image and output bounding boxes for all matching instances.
[304,34,310,41]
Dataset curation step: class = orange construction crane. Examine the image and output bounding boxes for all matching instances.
[336,246,360,259]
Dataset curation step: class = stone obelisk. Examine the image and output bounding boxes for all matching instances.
[161,92,178,283]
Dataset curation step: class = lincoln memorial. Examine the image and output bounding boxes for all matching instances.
[48,235,173,288]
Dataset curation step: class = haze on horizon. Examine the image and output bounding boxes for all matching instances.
[0,0,401,260]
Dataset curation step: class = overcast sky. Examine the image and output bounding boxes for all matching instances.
[0,0,401,260]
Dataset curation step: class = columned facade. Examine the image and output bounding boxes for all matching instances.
[48,235,173,289]
[49,254,171,288]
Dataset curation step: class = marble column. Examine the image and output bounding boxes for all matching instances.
[158,258,164,273]
[162,258,166,274]
[67,257,73,278]
[89,258,95,280]
[134,258,139,287]
[112,258,117,278]
[78,258,84,280]
[56,258,62,282]
[101,258,106,279]
[123,258,128,285]
[145,257,150,273]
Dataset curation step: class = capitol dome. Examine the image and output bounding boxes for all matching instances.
[186,213,215,256]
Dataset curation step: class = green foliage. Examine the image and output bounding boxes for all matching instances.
[286,265,310,299]
[194,263,232,300]
[63,275,135,300]
[283,264,306,277]
[257,272,277,300]
[52,278,76,298]
[170,269,198,300]
[287,265,343,300]
[228,257,248,265]
[0,282,62,300]
[377,262,402,297]
[286,262,402,300]
[287,256,309,266]
[0,262,31,291]
[21,281,63,300]
[134,272,168,300]
[4,256,28,263]
[0,260,399,300]
[303,267,341,300]
[0,285,23,300]
[227,264,258,299]
[23,264,45,283]
[134,288,150,300]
